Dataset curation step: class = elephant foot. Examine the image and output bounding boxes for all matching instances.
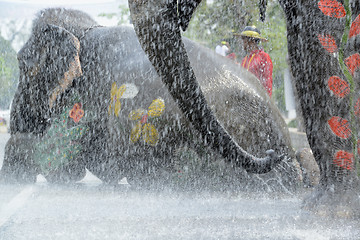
[0,165,37,184]
[44,162,86,184]
[302,183,360,218]
[124,161,170,190]
[85,157,124,185]
[0,133,38,184]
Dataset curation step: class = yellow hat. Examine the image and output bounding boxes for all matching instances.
[234,26,268,41]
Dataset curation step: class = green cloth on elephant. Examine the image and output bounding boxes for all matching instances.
[34,104,88,176]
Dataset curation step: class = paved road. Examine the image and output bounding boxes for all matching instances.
[0,133,360,240]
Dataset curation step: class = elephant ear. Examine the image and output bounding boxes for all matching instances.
[20,24,83,109]
[43,24,83,108]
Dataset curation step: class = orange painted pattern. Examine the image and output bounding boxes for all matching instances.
[327,76,350,98]
[318,34,338,53]
[345,53,360,75]
[328,116,351,139]
[333,150,354,170]
[69,103,84,123]
[354,98,360,118]
[318,0,346,18]
[318,1,357,172]
[349,14,360,39]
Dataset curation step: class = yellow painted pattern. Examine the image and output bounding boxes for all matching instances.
[148,98,165,117]
[142,123,159,146]
[129,98,165,146]
[108,83,126,116]
[129,108,147,120]
[130,121,142,143]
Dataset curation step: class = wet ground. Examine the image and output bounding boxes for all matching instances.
[0,133,360,240]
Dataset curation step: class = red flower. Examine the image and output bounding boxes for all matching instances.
[69,103,85,123]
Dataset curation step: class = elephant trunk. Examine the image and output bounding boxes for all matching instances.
[128,0,282,174]
[259,0,268,22]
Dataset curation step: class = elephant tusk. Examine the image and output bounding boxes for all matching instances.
[128,0,283,174]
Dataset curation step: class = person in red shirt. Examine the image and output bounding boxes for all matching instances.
[237,26,273,97]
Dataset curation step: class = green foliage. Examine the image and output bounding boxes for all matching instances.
[287,119,297,128]
[98,5,130,25]
[184,0,258,48]
[0,35,18,109]
[184,0,288,112]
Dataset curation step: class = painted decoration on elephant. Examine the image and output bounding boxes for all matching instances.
[317,34,337,53]
[108,83,126,116]
[121,83,139,99]
[327,116,351,139]
[345,53,360,76]
[349,14,360,39]
[333,150,353,170]
[129,98,165,146]
[317,0,359,175]
[327,76,350,98]
[33,103,88,175]
[69,103,85,123]
[108,83,139,116]
[318,0,346,19]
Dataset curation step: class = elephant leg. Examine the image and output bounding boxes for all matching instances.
[44,157,87,184]
[0,133,38,184]
[82,124,123,184]
[279,0,360,216]
[119,147,167,189]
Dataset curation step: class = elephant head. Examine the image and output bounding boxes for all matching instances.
[128,0,283,174]
[12,23,82,134]
[2,21,84,183]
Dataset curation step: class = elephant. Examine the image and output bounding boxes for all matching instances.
[0,7,299,191]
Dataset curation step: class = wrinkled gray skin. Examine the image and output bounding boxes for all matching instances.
[128,0,284,175]
[277,0,360,216]
[0,8,297,190]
